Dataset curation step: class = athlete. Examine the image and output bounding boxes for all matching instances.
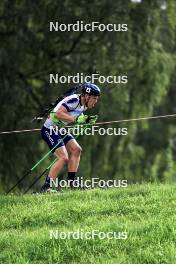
[40,82,101,192]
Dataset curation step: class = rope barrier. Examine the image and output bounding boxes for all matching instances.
[1,113,176,135]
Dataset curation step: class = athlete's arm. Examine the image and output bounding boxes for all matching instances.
[54,105,76,123]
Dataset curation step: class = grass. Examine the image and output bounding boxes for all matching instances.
[0,184,176,264]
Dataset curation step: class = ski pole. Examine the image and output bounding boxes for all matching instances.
[6,123,68,194]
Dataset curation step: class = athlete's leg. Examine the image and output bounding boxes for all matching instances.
[48,146,69,179]
[41,126,69,178]
[66,139,82,172]
[41,126,69,192]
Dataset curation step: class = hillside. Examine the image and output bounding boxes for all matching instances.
[0,184,176,264]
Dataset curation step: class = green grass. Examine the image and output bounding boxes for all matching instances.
[0,184,176,264]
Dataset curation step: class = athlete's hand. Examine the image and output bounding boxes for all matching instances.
[87,115,98,125]
[75,114,89,124]
[75,114,98,125]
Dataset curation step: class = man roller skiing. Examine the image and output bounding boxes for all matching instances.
[41,82,101,192]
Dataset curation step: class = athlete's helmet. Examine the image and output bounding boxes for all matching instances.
[82,82,101,96]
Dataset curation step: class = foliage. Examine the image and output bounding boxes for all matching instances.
[0,0,176,191]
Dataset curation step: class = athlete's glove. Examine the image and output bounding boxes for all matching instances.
[75,114,98,125]
[75,114,89,124]
[87,115,98,125]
